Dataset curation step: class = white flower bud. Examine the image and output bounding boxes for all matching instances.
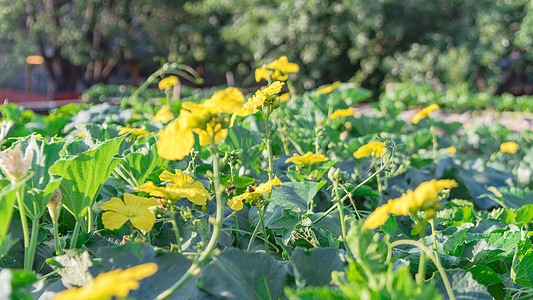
[0,137,35,181]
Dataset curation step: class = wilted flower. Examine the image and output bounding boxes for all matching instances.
[47,189,62,224]
[364,179,458,229]
[316,81,342,96]
[101,193,158,232]
[53,263,158,300]
[135,170,211,206]
[158,76,179,91]
[330,107,355,119]
[412,104,440,124]
[500,142,519,154]
[285,151,328,166]
[353,141,386,159]
[227,177,282,211]
[0,138,35,181]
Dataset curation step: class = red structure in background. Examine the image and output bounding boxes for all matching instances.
[0,87,80,113]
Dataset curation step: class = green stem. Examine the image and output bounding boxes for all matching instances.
[87,207,93,234]
[376,166,383,202]
[169,210,183,254]
[27,218,40,271]
[260,205,269,253]
[157,136,224,299]
[70,219,82,249]
[387,239,455,300]
[430,124,438,160]
[229,162,240,247]
[264,113,274,181]
[15,188,30,271]
[429,219,438,253]
[53,221,62,255]
[247,212,263,252]
[417,230,427,288]
[333,179,349,253]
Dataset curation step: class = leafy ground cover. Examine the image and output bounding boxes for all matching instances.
[0,59,532,300]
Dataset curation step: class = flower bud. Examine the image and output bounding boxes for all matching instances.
[0,138,35,181]
[47,189,62,223]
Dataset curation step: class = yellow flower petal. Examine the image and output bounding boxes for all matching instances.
[500,142,519,154]
[285,151,328,165]
[159,76,179,91]
[152,105,175,124]
[129,209,157,232]
[157,119,195,160]
[353,142,386,159]
[100,197,126,212]
[363,204,390,230]
[102,211,129,230]
[330,107,354,119]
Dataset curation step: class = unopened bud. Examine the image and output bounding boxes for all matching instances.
[0,138,35,181]
[327,167,341,181]
[47,189,62,223]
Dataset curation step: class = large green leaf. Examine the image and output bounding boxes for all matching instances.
[199,248,288,300]
[434,269,492,299]
[269,181,319,213]
[49,136,125,219]
[117,137,165,187]
[22,138,65,220]
[511,238,533,288]
[291,247,345,287]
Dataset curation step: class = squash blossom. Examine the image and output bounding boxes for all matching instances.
[158,76,179,91]
[255,56,299,82]
[330,107,355,119]
[285,151,328,166]
[364,179,458,229]
[227,176,282,211]
[500,142,519,154]
[353,141,386,159]
[53,263,158,300]
[118,127,153,137]
[136,170,211,206]
[101,193,159,232]
[412,104,440,124]
[151,105,175,124]
[316,81,342,96]
[157,87,244,160]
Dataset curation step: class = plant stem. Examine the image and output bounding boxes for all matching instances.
[247,212,263,252]
[387,239,455,300]
[417,230,427,288]
[53,221,62,255]
[430,124,438,160]
[429,219,438,253]
[376,165,383,202]
[70,219,82,249]
[264,112,274,181]
[333,179,348,253]
[169,210,183,254]
[157,136,223,300]
[15,187,30,271]
[260,205,269,253]
[87,207,93,234]
[27,218,40,272]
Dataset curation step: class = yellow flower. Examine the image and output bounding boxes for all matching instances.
[0,139,35,181]
[500,142,519,154]
[157,87,244,161]
[118,127,153,137]
[101,193,158,232]
[447,146,457,154]
[227,176,282,211]
[316,81,342,96]
[412,104,440,124]
[236,82,284,117]
[53,263,158,300]
[158,76,179,91]
[285,151,328,166]
[353,141,386,159]
[152,105,175,124]
[364,179,458,229]
[255,56,299,82]
[157,119,195,161]
[278,93,290,103]
[136,170,211,205]
[330,107,355,119]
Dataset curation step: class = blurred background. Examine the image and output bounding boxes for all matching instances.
[0,0,532,102]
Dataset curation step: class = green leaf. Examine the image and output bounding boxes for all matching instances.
[434,269,492,299]
[220,175,256,189]
[291,247,345,287]
[267,207,300,245]
[468,265,505,287]
[269,181,319,213]
[118,137,166,187]
[486,187,533,210]
[46,249,93,286]
[511,238,533,288]
[199,248,288,300]
[49,136,125,219]
[0,269,38,300]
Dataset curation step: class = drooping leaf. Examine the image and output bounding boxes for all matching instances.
[269,181,319,213]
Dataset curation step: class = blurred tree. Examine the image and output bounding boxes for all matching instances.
[0,0,145,92]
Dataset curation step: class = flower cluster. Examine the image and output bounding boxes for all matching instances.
[101,193,159,232]
[237,81,284,117]
[227,177,282,211]
[364,179,458,229]
[255,56,299,82]
[353,141,386,159]
[157,87,244,160]
[285,151,328,166]
[53,263,158,300]
[412,104,440,124]
[500,141,519,154]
